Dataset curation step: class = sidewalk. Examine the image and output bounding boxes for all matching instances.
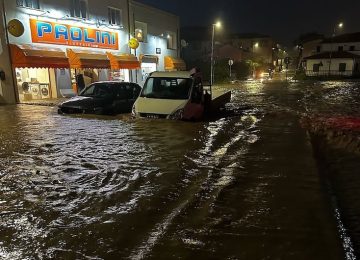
[20,98,68,107]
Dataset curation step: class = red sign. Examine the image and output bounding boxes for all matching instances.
[30,19,119,50]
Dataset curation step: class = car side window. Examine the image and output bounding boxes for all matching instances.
[116,85,127,100]
[80,84,96,96]
[94,84,112,97]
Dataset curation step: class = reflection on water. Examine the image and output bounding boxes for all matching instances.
[0,80,359,259]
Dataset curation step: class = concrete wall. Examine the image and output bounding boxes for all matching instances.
[0,0,17,104]
[306,58,355,76]
[302,39,323,58]
[321,42,360,55]
[129,1,180,85]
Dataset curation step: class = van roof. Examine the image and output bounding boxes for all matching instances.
[150,71,192,78]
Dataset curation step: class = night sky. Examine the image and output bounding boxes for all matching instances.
[137,0,360,46]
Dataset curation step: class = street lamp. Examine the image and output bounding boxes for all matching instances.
[328,22,344,76]
[211,21,221,87]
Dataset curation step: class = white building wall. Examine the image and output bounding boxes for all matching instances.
[129,1,180,85]
[306,58,355,76]
[321,42,360,55]
[0,0,16,104]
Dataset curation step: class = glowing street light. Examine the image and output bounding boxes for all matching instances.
[211,20,222,86]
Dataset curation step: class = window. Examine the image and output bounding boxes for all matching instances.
[108,7,122,26]
[17,0,40,9]
[339,63,346,72]
[141,77,192,100]
[316,46,321,53]
[135,21,148,42]
[313,64,320,72]
[167,32,177,50]
[350,46,355,51]
[70,0,88,19]
[338,46,344,51]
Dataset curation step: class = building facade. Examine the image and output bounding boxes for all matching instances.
[0,0,183,104]
[303,33,360,77]
[129,1,183,86]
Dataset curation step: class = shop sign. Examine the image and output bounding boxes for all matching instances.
[30,19,119,50]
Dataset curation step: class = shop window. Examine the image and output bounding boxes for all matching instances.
[17,0,40,9]
[108,7,122,26]
[16,68,52,102]
[167,32,177,50]
[135,21,147,42]
[339,63,346,72]
[70,0,88,19]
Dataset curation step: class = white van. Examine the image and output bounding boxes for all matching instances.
[132,71,231,120]
[133,71,204,120]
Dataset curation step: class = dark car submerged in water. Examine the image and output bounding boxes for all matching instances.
[58,81,141,115]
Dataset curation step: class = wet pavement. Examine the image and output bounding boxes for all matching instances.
[0,80,360,259]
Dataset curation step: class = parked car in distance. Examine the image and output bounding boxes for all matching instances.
[58,81,141,115]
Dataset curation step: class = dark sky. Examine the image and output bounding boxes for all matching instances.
[137,0,360,46]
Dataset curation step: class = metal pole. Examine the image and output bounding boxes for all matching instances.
[328,27,336,76]
[229,64,232,80]
[210,24,215,91]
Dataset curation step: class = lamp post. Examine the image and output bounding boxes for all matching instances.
[211,21,221,87]
[328,22,344,76]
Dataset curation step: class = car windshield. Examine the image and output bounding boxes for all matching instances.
[140,77,192,100]
[80,83,114,98]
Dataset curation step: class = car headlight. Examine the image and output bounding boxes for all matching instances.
[168,108,184,120]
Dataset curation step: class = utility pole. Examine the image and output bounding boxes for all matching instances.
[328,22,344,76]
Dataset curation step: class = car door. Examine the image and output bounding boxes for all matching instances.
[113,84,129,113]
[93,84,115,113]
[129,83,141,106]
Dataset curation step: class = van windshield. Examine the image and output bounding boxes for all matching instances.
[140,77,193,100]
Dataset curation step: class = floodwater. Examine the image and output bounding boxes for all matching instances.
[0,80,359,259]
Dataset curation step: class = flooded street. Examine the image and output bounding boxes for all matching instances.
[1,81,360,259]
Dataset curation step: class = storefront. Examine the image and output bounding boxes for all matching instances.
[140,54,158,82]
[164,56,186,71]
[107,52,140,82]
[7,16,139,102]
[10,44,70,102]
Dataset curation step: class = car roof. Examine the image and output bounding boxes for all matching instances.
[149,71,192,78]
[91,81,141,88]
[93,81,137,85]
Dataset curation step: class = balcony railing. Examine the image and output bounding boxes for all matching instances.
[305,70,357,77]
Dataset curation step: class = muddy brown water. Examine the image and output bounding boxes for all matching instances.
[0,80,359,259]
